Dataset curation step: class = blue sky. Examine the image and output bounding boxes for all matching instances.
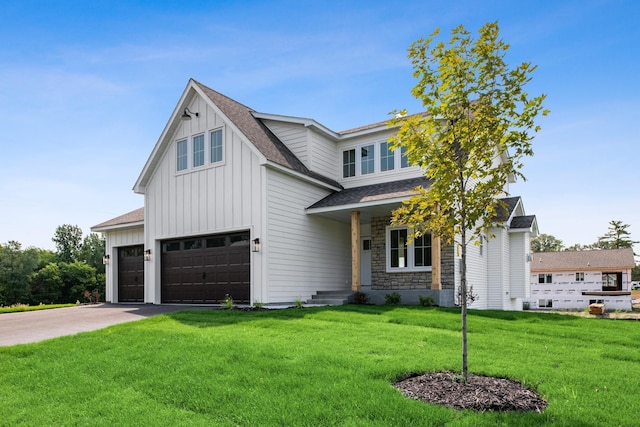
[0,0,638,252]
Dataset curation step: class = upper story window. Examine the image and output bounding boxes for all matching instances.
[342,140,412,179]
[361,145,375,175]
[210,129,223,163]
[400,146,409,168]
[177,140,188,171]
[380,141,394,172]
[176,127,224,173]
[343,149,356,178]
[193,134,205,167]
[575,272,584,281]
[387,226,432,272]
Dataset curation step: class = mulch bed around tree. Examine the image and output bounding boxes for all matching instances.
[394,371,547,412]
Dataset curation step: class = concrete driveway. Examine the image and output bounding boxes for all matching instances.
[0,304,205,346]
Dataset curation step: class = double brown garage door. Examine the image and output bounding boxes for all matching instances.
[161,232,251,303]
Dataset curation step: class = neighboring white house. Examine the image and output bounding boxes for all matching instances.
[92,79,537,309]
[527,248,635,311]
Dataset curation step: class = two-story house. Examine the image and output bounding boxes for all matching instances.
[528,248,635,311]
[92,79,537,309]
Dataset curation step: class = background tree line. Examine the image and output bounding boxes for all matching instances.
[0,225,105,306]
[530,220,639,280]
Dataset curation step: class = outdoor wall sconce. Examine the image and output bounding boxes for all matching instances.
[144,249,152,261]
[252,238,261,253]
[181,107,199,120]
[102,254,110,265]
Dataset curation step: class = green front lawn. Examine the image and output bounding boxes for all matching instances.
[0,306,638,426]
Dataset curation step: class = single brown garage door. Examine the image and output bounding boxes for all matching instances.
[118,245,144,302]
[161,232,250,303]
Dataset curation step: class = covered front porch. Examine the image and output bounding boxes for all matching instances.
[306,177,456,307]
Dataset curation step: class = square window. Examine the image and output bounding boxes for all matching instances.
[210,129,223,163]
[575,272,584,281]
[387,227,432,271]
[193,134,204,167]
[343,149,355,178]
[380,141,395,171]
[176,140,188,171]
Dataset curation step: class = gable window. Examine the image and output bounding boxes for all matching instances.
[387,227,432,271]
[177,140,188,171]
[193,134,205,167]
[361,144,375,175]
[210,129,223,163]
[538,273,552,284]
[343,149,355,178]
[575,272,584,281]
[380,141,395,171]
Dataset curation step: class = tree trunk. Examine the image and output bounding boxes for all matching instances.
[460,227,468,383]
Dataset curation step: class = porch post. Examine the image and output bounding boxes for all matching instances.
[351,211,361,291]
[431,233,442,290]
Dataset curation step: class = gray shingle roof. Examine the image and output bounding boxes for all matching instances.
[510,215,536,229]
[531,248,635,271]
[496,196,521,222]
[308,177,432,209]
[92,207,144,230]
[194,80,341,189]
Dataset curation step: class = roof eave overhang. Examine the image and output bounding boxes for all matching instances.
[91,221,144,233]
[306,196,408,215]
[264,160,342,192]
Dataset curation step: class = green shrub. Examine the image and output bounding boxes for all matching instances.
[294,299,304,309]
[222,294,234,309]
[352,291,369,304]
[385,292,401,305]
[418,295,435,307]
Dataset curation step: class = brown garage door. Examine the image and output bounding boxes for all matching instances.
[118,245,144,302]
[161,232,250,303]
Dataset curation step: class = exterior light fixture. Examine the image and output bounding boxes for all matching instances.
[102,254,110,265]
[144,249,152,261]
[181,107,199,121]
[252,238,261,253]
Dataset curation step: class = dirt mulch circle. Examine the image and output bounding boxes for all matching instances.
[394,371,547,412]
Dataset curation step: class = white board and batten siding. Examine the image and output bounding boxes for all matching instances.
[143,99,265,304]
[265,169,351,303]
[104,227,144,303]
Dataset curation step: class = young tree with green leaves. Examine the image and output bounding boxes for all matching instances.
[389,22,548,382]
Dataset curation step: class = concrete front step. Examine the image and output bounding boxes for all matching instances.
[307,290,353,306]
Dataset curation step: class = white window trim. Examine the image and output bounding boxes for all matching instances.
[210,127,225,166]
[175,126,225,174]
[385,226,432,273]
[193,133,205,168]
[341,138,411,179]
